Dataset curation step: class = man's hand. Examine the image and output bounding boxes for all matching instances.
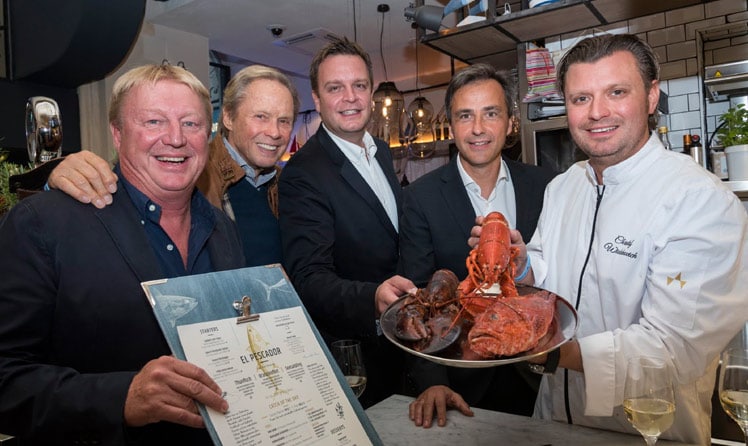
[375,275,416,316]
[408,385,473,428]
[468,217,535,285]
[509,229,534,285]
[48,150,117,209]
[124,356,228,428]
[467,215,486,249]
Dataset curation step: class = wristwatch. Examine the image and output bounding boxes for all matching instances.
[529,348,560,375]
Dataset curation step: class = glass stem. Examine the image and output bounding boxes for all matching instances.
[644,435,658,446]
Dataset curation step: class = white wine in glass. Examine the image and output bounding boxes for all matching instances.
[331,339,367,398]
[624,356,676,446]
[719,348,748,445]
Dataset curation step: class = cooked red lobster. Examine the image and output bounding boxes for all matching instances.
[467,289,556,358]
[395,269,461,352]
[458,211,520,316]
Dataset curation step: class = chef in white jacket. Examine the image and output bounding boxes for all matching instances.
[504,34,748,445]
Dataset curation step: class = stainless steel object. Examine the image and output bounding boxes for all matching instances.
[25,97,63,166]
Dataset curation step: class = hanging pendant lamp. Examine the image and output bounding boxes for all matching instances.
[370,5,405,149]
[407,36,436,159]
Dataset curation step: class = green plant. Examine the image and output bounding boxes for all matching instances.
[716,103,748,148]
[0,154,32,214]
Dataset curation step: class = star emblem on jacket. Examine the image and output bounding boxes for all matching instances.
[666,272,686,289]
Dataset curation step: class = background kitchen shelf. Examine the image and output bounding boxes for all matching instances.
[421,0,714,70]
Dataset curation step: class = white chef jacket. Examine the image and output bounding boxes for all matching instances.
[528,132,748,445]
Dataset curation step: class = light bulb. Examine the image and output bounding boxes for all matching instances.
[384,97,392,107]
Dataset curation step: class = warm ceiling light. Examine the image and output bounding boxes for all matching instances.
[372,81,405,146]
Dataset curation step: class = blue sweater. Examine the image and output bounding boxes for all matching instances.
[227,179,282,266]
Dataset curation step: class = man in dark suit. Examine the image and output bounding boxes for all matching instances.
[400,64,556,427]
[278,37,415,409]
[0,65,245,445]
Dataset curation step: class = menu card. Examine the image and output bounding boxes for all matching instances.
[142,265,380,446]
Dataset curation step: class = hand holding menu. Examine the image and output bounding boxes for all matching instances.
[142,265,380,446]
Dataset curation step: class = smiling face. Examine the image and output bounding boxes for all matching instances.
[312,54,373,146]
[450,79,513,175]
[223,78,294,176]
[111,79,210,205]
[564,50,659,180]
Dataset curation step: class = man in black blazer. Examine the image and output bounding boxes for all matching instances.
[278,37,415,409]
[400,64,556,427]
[0,65,245,445]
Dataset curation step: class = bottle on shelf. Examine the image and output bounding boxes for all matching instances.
[657,126,672,151]
[442,118,450,140]
[690,134,706,168]
[433,119,442,141]
[682,134,692,155]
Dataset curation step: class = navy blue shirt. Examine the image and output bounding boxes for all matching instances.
[117,165,216,278]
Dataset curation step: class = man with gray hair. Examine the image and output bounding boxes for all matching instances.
[401,63,554,427]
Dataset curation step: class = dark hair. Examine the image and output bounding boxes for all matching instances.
[219,65,300,137]
[444,63,517,125]
[309,36,373,96]
[556,34,660,129]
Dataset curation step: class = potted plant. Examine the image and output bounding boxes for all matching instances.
[0,151,32,216]
[716,104,748,181]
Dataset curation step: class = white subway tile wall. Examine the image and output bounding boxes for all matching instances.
[543,0,748,150]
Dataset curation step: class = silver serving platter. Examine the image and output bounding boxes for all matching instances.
[380,285,578,368]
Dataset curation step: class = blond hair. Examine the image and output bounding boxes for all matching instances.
[108,64,211,133]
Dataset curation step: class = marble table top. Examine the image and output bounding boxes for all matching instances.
[365,394,696,446]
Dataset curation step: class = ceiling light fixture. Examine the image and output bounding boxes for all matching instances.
[403,4,444,32]
[372,3,405,148]
[407,34,435,159]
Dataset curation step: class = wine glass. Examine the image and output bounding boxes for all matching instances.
[719,347,748,445]
[623,356,676,446]
[331,339,367,398]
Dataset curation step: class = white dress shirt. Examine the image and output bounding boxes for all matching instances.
[324,124,399,231]
[456,154,517,226]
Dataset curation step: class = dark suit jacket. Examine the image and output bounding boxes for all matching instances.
[0,187,244,445]
[398,156,555,414]
[278,126,404,407]
[399,156,554,286]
